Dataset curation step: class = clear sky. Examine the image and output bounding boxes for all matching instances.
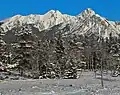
[0,0,120,21]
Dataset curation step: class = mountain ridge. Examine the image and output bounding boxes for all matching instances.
[0,8,120,39]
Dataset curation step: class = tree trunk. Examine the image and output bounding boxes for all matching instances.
[94,70,97,78]
[100,60,104,88]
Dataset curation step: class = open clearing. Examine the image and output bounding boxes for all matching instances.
[0,72,120,95]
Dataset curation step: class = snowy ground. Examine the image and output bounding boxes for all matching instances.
[0,72,120,95]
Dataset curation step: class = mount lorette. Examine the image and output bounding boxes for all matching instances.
[0,8,120,43]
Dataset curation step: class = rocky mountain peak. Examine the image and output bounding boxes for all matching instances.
[78,8,95,17]
[0,10,75,32]
[0,8,120,38]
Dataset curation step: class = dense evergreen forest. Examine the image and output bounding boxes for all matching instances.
[0,24,120,80]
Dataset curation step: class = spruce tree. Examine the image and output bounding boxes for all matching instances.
[0,27,7,69]
[14,25,36,76]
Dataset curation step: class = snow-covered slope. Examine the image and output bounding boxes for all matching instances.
[0,8,120,38]
[1,10,76,32]
[69,8,120,38]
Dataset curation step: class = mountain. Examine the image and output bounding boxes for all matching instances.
[0,8,120,43]
[0,10,75,32]
[1,8,120,79]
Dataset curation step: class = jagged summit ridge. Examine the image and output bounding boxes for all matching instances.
[0,8,120,38]
[0,8,96,32]
[77,8,95,17]
[1,10,76,32]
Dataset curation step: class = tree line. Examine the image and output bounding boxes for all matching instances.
[0,25,120,80]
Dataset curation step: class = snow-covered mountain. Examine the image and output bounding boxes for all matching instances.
[0,8,120,39]
[1,10,75,32]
